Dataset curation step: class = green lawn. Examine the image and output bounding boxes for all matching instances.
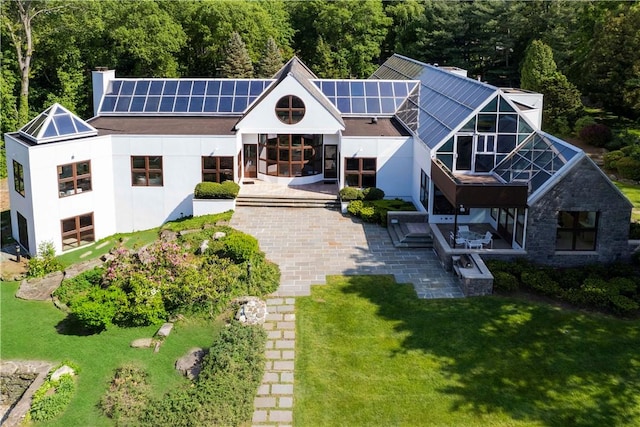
[0,281,221,426]
[614,181,640,222]
[296,276,640,427]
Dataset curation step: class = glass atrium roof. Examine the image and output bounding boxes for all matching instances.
[99,79,274,115]
[313,80,419,116]
[19,103,97,144]
[372,54,497,148]
[492,132,581,196]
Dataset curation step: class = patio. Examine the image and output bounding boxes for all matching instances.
[435,223,513,250]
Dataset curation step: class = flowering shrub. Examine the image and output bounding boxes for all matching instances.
[579,123,613,147]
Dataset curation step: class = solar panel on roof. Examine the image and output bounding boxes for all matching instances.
[178,81,192,95]
[193,81,206,95]
[135,81,149,95]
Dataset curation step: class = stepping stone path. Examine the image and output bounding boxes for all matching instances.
[252,297,295,426]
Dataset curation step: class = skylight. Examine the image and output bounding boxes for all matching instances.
[313,80,419,115]
[19,103,97,144]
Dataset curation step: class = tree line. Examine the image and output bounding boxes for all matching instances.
[2,0,639,137]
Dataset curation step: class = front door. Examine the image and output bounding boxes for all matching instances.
[324,145,337,179]
[243,144,257,178]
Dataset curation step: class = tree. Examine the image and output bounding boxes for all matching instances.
[290,0,391,78]
[521,40,583,133]
[1,0,67,125]
[220,32,254,78]
[257,37,283,78]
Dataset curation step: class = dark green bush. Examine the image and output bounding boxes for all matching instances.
[616,157,640,180]
[347,199,415,225]
[339,187,363,201]
[603,150,625,170]
[573,116,596,135]
[140,322,266,426]
[608,294,640,316]
[347,200,364,216]
[100,364,151,425]
[218,232,260,263]
[71,286,127,332]
[521,270,562,297]
[29,373,75,422]
[493,271,519,292]
[362,187,385,201]
[579,123,613,147]
[55,267,104,305]
[194,181,240,199]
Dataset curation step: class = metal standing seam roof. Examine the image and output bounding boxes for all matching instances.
[18,103,97,144]
[372,54,498,148]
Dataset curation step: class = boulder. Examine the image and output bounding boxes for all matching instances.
[63,258,103,280]
[130,338,154,348]
[159,229,178,242]
[234,296,268,325]
[156,322,174,338]
[175,348,206,380]
[50,365,75,381]
[16,271,64,301]
[213,232,226,240]
[198,239,209,254]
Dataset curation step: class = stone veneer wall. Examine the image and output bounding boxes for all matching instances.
[525,157,632,267]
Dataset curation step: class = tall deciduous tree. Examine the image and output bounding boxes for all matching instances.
[521,40,583,133]
[257,37,283,78]
[220,32,254,78]
[1,0,67,124]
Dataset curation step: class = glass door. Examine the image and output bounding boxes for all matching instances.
[243,144,257,178]
[323,145,337,179]
[455,135,473,171]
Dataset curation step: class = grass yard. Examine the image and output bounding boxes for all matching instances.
[0,281,222,426]
[296,276,640,427]
[614,181,640,222]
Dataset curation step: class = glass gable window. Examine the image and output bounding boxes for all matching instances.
[131,156,163,186]
[556,211,598,251]
[61,213,94,251]
[13,160,25,197]
[345,158,377,188]
[58,160,91,197]
[202,156,234,183]
[276,95,305,124]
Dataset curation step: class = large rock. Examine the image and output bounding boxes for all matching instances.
[175,348,206,380]
[63,258,103,280]
[234,296,268,325]
[156,322,174,338]
[130,338,154,348]
[16,271,64,301]
[50,365,75,381]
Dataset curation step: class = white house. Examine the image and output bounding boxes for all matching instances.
[5,55,631,267]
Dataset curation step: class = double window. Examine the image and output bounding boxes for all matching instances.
[202,156,234,183]
[131,156,163,186]
[13,160,24,197]
[61,213,94,251]
[345,158,376,188]
[58,161,91,197]
[556,211,598,251]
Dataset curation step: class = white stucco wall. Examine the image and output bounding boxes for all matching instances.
[340,136,413,198]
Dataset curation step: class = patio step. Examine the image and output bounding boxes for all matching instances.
[236,195,340,209]
[388,222,433,248]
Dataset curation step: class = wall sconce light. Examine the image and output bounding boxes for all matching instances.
[459,204,466,213]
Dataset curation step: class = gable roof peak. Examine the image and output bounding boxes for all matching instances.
[273,56,318,81]
[19,103,98,144]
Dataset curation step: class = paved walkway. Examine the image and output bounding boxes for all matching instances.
[230,186,463,426]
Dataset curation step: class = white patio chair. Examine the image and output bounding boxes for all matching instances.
[457,225,470,234]
[478,231,493,248]
[449,231,467,248]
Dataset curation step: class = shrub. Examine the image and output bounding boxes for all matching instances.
[54,267,104,305]
[579,123,613,147]
[339,187,363,201]
[347,200,364,216]
[218,232,260,263]
[580,278,611,307]
[521,270,562,297]
[603,150,625,170]
[71,286,126,332]
[573,116,596,135]
[608,277,637,295]
[616,157,640,180]
[100,364,151,425]
[194,181,240,199]
[27,240,63,278]
[493,271,519,292]
[140,322,266,426]
[29,373,75,422]
[116,273,167,327]
[608,294,640,316]
[359,205,377,222]
[362,187,385,201]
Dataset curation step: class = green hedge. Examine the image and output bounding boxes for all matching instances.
[339,187,385,201]
[616,157,640,180]
[347,199,416,225]
[194,181,240,199]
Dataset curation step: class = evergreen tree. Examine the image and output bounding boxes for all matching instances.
[220,32,254,78]
[257,37,283,78]
[521,40,583,133]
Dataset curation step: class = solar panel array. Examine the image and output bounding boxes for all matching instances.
[20,104,97,144]
[99,79,274,115]
[313,80,419,115]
